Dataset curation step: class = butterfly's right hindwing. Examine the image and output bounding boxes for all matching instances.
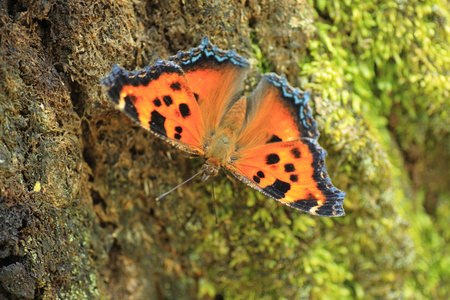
[227,139,345,217]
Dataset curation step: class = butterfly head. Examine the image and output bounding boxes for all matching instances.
[201,159,220,182]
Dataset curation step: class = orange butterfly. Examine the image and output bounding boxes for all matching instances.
[101,37,345,217]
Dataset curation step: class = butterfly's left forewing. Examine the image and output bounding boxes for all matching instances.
[169,37,250,137]
[101,61,204,155]
[236,73,319,151]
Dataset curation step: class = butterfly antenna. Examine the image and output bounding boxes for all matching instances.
[211,179,219,226]
[156,169,203,201]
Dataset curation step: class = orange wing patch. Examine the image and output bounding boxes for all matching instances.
[184,67,247,134]
[102,61,204,155]
[169,39,249,137]
[237,74,319,151]
[227,139,345,216]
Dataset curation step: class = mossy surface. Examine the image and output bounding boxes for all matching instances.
[0,0,448,299]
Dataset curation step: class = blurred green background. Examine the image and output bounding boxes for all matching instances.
[202,0,450,298]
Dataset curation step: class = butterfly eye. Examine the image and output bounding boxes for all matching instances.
[201,162,219,182]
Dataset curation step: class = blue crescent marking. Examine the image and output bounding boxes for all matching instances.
[179,37,249,68]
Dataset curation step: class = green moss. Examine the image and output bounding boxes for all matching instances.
[291,0,449,298]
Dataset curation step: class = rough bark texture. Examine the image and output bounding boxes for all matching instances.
[0,0,448,299]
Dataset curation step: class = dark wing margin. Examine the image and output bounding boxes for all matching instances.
[169,37,250,71]
[263,73,318,139]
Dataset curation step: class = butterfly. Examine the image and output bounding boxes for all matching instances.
[101,37,345,217]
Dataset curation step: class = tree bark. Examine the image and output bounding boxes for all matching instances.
[1,0,448,299]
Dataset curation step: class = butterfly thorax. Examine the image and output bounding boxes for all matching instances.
[201,97,247,181]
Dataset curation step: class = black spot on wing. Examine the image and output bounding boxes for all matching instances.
[163,95,173,106]
[170,82,181,91]
[253,170,266,184]
[289,174,298,182]
[149,110,167,136]
[284,164,295,173]
[193,93,199,102]
[266,153,280,165]
[179,103,191,118]
[174,126,182,139]
[290,147,301,159]
[263,179,291,199]
[123,95,139,122]
[267,135,282,143]
[153,98,162,107]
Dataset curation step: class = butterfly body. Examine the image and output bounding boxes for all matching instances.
[102,37,346,217]
[201,96,247,181]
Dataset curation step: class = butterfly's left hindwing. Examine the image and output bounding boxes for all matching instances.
[227,139,345,216]
[101,61,204,155]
